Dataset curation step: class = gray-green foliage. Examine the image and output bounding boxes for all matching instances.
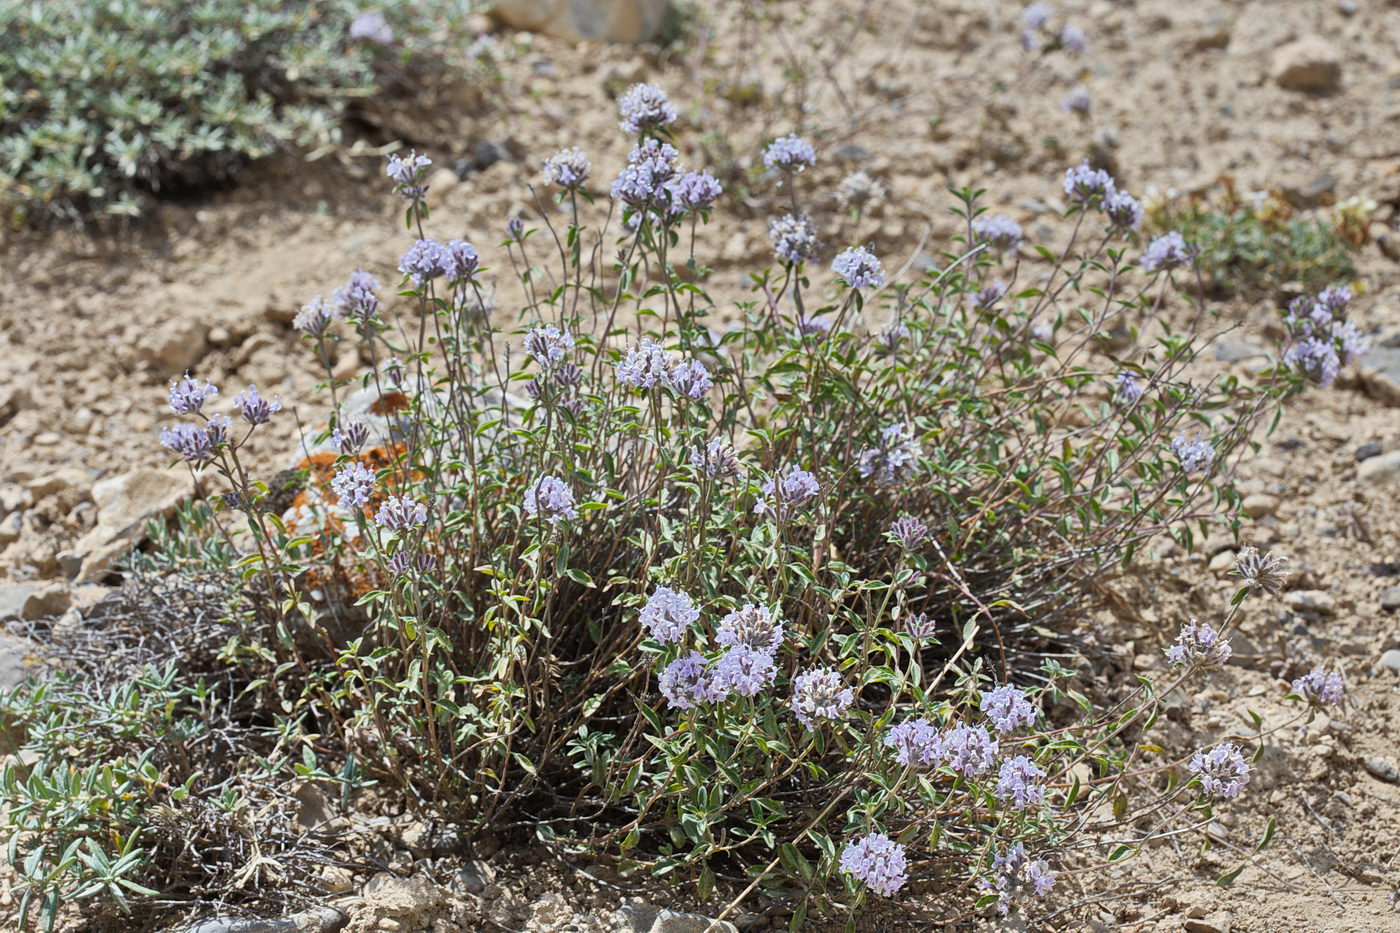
[0,0,483,223]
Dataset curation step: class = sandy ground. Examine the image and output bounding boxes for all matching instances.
[3,0,1400,929]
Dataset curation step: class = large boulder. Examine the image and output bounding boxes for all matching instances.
[492,0,671,43]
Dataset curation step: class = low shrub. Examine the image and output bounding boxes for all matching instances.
[6,85,1364,928]
[0,0,487,224]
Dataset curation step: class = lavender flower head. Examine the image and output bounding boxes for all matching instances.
[168,374,218,415]
[374,496,427,532]
[755,465,820,517]
[971,214,1024,254]
[1188,743,1251,800]
[858,421,923,486]
[1331,320,1369,365]
[443,239,480,282]
[839,833,908,898]
[716,644,777,697]
[715,603,784,654]
[1063,160,1115,204]
[884,717,942,767]
[639,585,700,645]
[981,843,1056,917]
[399,237,451,286]
[618,83,677,135]
[1283,337,1341,388]
[616,338,674,390]
[770,213,819,265]
[981,685,1037,733]
[659,652,726,710]
[1316,284,1352,313]
[1140,231,1193,272]
[691,438,742,478]
[523,474,577,525]
[610,139,681,207]
[1171,431,1215,473]
[996,755,1047,810]
[1060,84,1091,114]
[940,722,1000,777]
[837,171,886,211]
[879,318,910,353]
[832,246,884,290]
[1232,546,1288,596]
[293,295,338,336]
[349,11,394,45]
[1291,667,1345,708]
[1116,371,1144,403]
[668,170,723,211]
[524,325,576,369]
[904,612,937,640]
[234,385,280,425]
[542,146,591,190]
[1060,23,1088,54]
[1104,190,1144,230]
[668,358,714,399]
[332,421,370,455]
[331,461,375,509]
[886,515,929,551]
[971,280,1008,311]
[790,666,854,729]
[160,421,218,465]
[1021,3,1052,30]
[1164,618,1232,669]
[333,270,381,330]
[763,133,816,174]
[386,151,430,200]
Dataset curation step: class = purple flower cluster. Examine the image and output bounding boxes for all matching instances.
[981,685,1037,734]
[996,755,1047,810]
[294,295,338,336]
[618,83,678,135]
[523,474,577,524]
[331,461,376,509]
[1104,190,1144,230]
[1188,743,1251,800]
[1233,546,1288,596]
[169,374,219,415]
[769,213,819,265]
[542,146,591,191]
[971,214,1024,254]
[160,419,227,465]
[886,515,929,551]
[386,151,431,200]
[884,717,941,766]
[611,139,681,207]
[762,133,816,174]
[1171,431,1215,473]
[715,645,777,697]
[639,585,700,644]
[332,421,370,455]
[1062,160,1115,204]
[716,604,785,654]
[1115,371,1144,403]
[790,666,854,729]
[839,832,908,898]
[1281,286,1368,386]
[981,842,1056,916]
[234,385,280,425]
[334,271,381,332]
[857,421,923,486]
[754,465,821,518]
[399,238,478,286]
[374,495,427,532]
[659,652,727,710]
[691,437,742,478]
[614,340,713,398]
[670,171,724,211]
[350,11,394,45]
[971,280,1008,311]
[524,325,576,369]
[941,722,1000,777]
[1164,618,1232,669]
[667,358,714,399]
[1060,84,1091,114]
[1291,667,1345,708]
[832,246,884,290]
[904,612,937,640]
[1140,231,1193,272]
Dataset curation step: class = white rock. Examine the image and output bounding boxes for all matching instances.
[1241,493,1278,518]
[1270,36,1342,93]
[492,0,671,43]
[1357,450,1400,486]
[71,468,197,582]
[1284,590,1336,615]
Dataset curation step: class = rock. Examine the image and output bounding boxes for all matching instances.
[25,468,92,500]
[491,0,671,43]
[1357,450,1400,486]
[471,140,512,172]
[1184,910,1233,933]
[1382,587,1400,612]
[70,469,196,583]
[1270,36,1342,93]
[173,906,345,933]
[0,630,41,690]
[0,510,21,545]
[0,582,70,622]
[1241,493,1278,518]
[137,316,209,375]
[650,910,739,933]
[1208,550,1236,572]
[1284,590,1336,615]
[1213,339,1269,364]
[1355,441,1383,461]
[1364,755,1400,784]
[1357,347,1400,407]
[1377,649,1400,673]
[425,167,461,207]
[0,485,32,515]
[1279,172,1337,209]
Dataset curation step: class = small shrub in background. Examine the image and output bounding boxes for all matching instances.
[0,0,487,224]
[4,83,1365,928]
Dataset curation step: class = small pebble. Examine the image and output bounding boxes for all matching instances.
[1355,441,1383,462]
